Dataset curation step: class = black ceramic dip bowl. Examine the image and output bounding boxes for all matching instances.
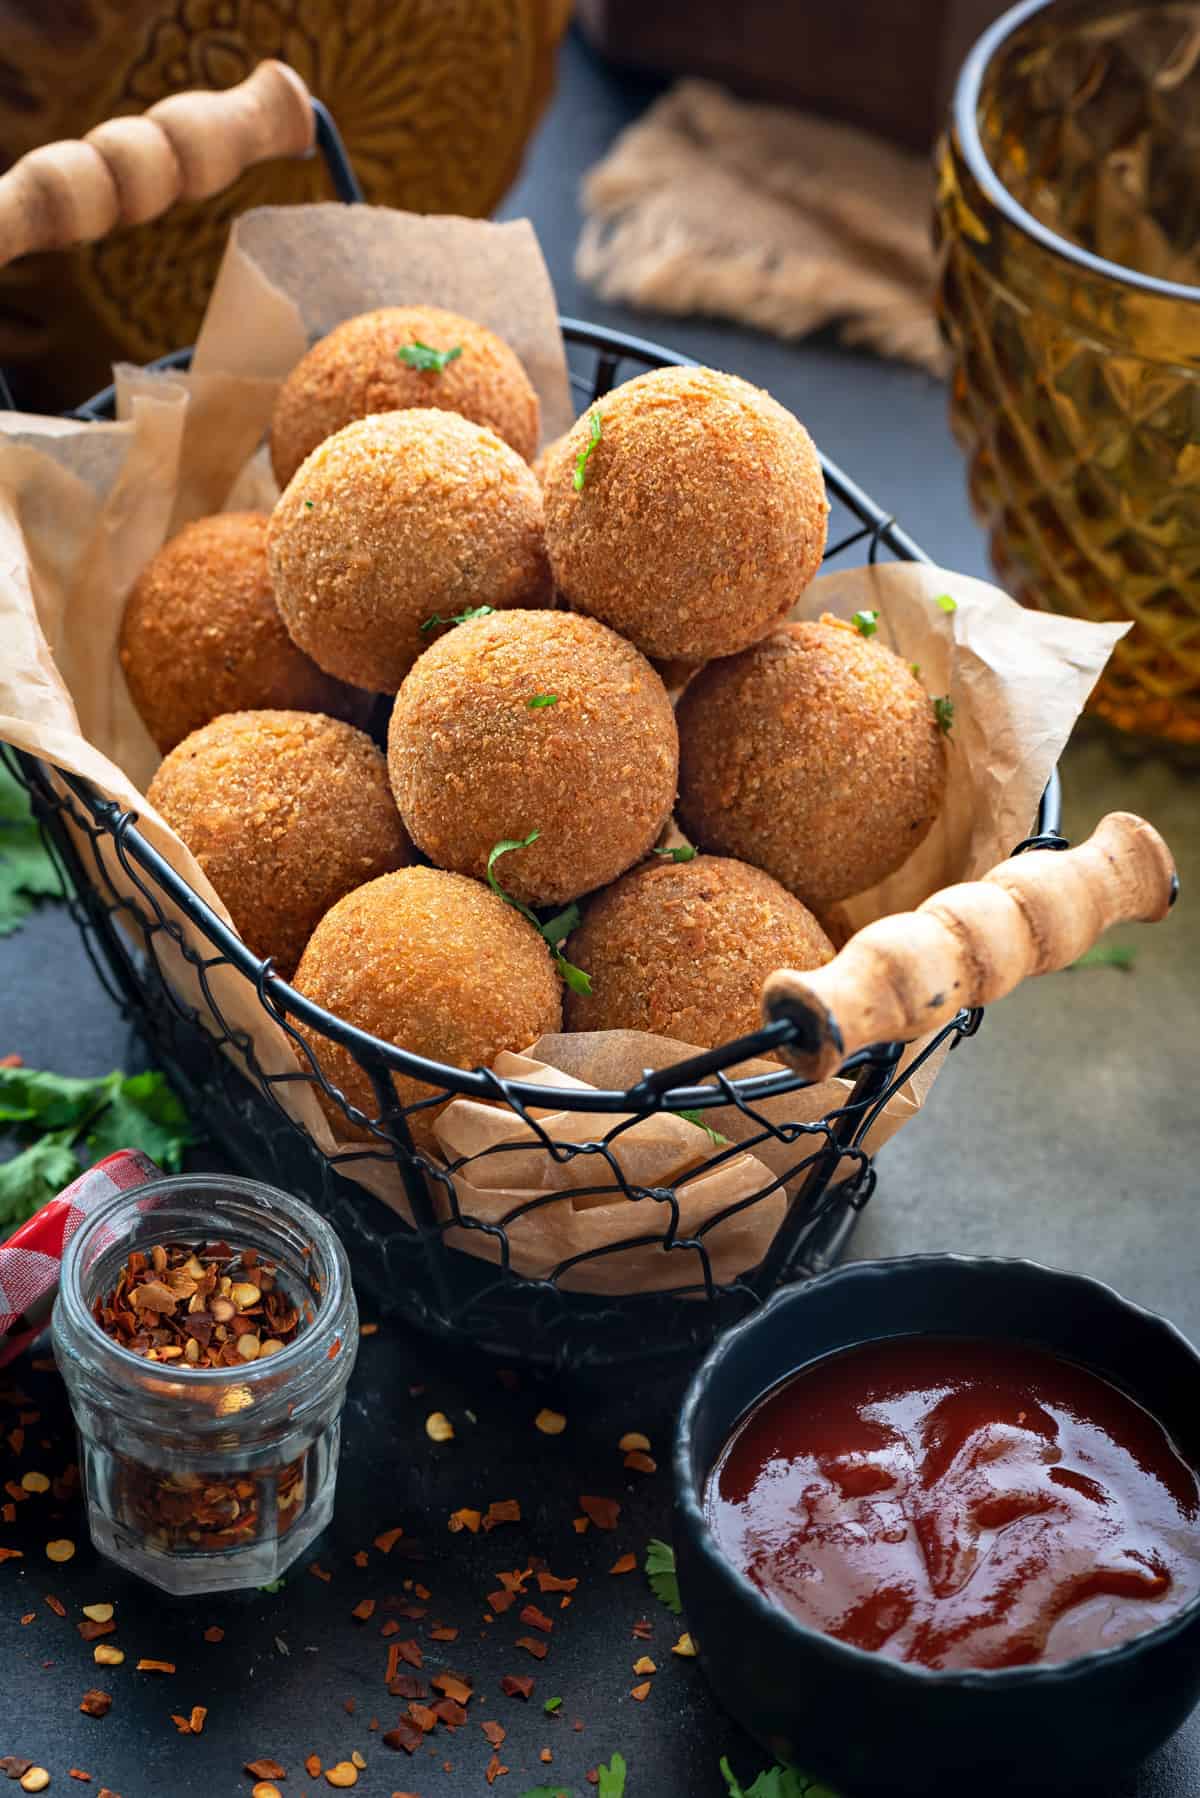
[674,1255,1200,1796]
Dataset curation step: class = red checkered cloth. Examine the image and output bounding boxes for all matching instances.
[0,1149,161,1367]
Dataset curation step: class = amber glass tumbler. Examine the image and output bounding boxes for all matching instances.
[935,0,1200,755]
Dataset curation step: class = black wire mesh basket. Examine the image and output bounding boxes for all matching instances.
[4,87,1062,1372]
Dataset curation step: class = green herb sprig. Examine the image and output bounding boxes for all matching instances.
[597,1755,627,1797]
[0,1063,192,1238]
[935,592,958,613]
[852,610,878,638]
[645,1537,682,1615]
[933,695,954,735]
[486,834,592,995]
[653,844,696,863]
[720,1755,840,1797]
[527,694,559,709]
[573,410,602,492]
[0,757,62,938]
[419,605,496,635]
[543,1696,563,1715]
[1068,944,1137,972]
[397,341,463,373]
[677,1109,730,1147]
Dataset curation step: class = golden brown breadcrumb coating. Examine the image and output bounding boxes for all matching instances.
[146,709,411,977]
[292,864,562,1146]
[270,306,540,488]
[541,366,829,662]
[563,853,833,1045]
[676,617,947,911]
[119,513,364,753]
[388,609,678,907]
[268,410,552,693]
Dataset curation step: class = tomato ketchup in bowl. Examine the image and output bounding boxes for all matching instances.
[674,1257,1200,1796]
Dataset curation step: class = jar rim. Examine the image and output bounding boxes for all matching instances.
[952,0,1200,306]
[57,1173,354,1388]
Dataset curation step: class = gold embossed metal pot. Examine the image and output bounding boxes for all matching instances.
[934,0,1200,756]
[0,0,569,410]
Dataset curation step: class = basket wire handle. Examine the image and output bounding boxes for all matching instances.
[763,810,1177,1081]
[0,60,314,270]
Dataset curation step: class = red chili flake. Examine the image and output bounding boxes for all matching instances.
[481,1721,507,1749]
[20,1611,35,1625]
[610,1554,636,1575]
[485,1752,508,1783]
[572,1517,588,1534]
[388,1603,427,1621]
[388,1674,428,1700]
[373,1526,404,1554]
[488,1590,515,1615]
[327,1337,342,1360]
[433,1697,469,1729]
[414,1583,431,1600]
[77,1619,116,1641]
[516,1635,549,1661]
[624,1451,657,1475]
[304,1755,322,1777]
[352,1551,369,1569]
[500,1674,534,1701]
[3,1481,27,1503]
[587,1769,599,1785]
[343,1697,356,1714]
[0,1760,33,1778]
[203,1626,224,1643]
[380,1619,400,1638]
[69,1772,91,1783]
[579,1495,620,1531]
[536,1572,577,1594]
[0,1547,22,1562]
[447,1508,482,1534]
[519,1604,553,1635]
[632,1619,653,1640]
[429,1625,458,1642]
[482,1499,521,1531]
[497,1570,529,1595]
[408,1703,439,1733]
[367,1717,378,1731]
[1,1504,14,1524]
[309,1562,332,1583]
[245,1760,287,1780]
[79,1690,112,1717]
[0,1053,22,1067]
[44,1596,67,1618]
[351,1599,376,1621]
[386,1639,424,1682]
[135,1658,175,1673]
[431,1673,472,1705]
[631,1680,652,1701]
[360,1323,379,1336]
[382,1720,423,1755]
[7,1426,24,1454]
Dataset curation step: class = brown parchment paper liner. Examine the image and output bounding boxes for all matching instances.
[0,204,1126,1293]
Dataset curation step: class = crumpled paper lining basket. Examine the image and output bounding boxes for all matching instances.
[0,205,1125,1296]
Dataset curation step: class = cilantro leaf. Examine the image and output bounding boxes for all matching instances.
[517,1788,571,1798]
[677,1108,730,1147]
[527,694,559,709]
[910,663,921,679]
[487,836,592,994]
[0,759,61,937]
[935,592,958,613]
[933,695,954,735]
[419,604,495,634]
[543,1696,563,1714]
[653,844,696,862]
[851,609,878,638]
[0,1132,81,1233]
[645,1537,681,1615]
[259,1577,286,1593]
[1069,944,1136,972]
[0,1065,116,1128]
[397,340,463,373]
[721,1758,840,1798]
[597,1755,627,1797]
[573,409,602,492]
[83,1071,191,1170]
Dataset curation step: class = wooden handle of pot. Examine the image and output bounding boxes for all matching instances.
[763,812,1176,1081]
[0,61,314,270]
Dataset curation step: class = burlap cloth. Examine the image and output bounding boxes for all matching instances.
[578,80,945,373]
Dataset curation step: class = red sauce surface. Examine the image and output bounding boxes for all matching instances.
[707,1336,1200,1670]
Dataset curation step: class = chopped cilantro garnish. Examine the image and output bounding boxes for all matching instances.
[645,1537,681,1615]
[419,604,496,634]
[910,662,921,679]
[933,695,954,735]
[397,340,463,372]
[0,756,61,938]
[597,1755,627,1797]
[486,835,592,995]
[653,844,696,862]
[527,694,559,709]
[935,592,958,613]
[259,1577,286,1593]
[304,499,314,509]
[852,609,878,638]
[1069,944,1136,972]
[573,409,602,492]
[677,1108,730,1147]
[543,1695,563,1714]
[720,1755,839,1797]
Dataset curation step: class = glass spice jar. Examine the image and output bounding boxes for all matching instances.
[52,1174,358,1595]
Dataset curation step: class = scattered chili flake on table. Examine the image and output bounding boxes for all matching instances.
[500,1675,534,1700]
[631,1681,651,1701]
[429,1625,458,1642]
[136,1658,175,1673]
[481,1721,506,1748]
[246,1759,287,1780]
[43,1595,67,1619]
[45,1537,75,1562]
[310,1563,333,1583]
[202,1626,223,1643]
[68,1772,91,1783]
[19,1611,34,1625]
[516,1635,549,1660]
[534,1409,566,1436]
[79,1690,112,1717]
[483,1499,521,1530]
[609,1555,635,1576]
[579,1496,620,1531]
[485,1751,508,1783]
[352,1599,376,1621]
[78,1620,116,1641]
[672,1633,697,1657]
[304,1754,322,1777]
[623,1452,657,1475]
[374,1526,405,1553]
[353,1550,369,1568]
[632,1656,656,1675]
[448,1507,481,1534]
[431,1673,472,1705]
[520,1604,553,1635]
[536,1572,576,1595]
[617,1432,650,1454]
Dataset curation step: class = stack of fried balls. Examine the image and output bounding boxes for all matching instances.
[123,304,948,1140]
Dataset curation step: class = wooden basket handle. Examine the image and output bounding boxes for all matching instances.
[763,812,1177,1081]
[0,60,314,270]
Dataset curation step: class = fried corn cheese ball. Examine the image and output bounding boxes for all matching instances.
[119,512,362,753]
[541,365,829,661]
[532,431,568,484]
[563,853,834,1045]
[146,709,411,977]
[268,410,552,692]
[677,616,947,912]
[292,865,562,1146]
[388,609,678,907]
[270,305,540,488]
